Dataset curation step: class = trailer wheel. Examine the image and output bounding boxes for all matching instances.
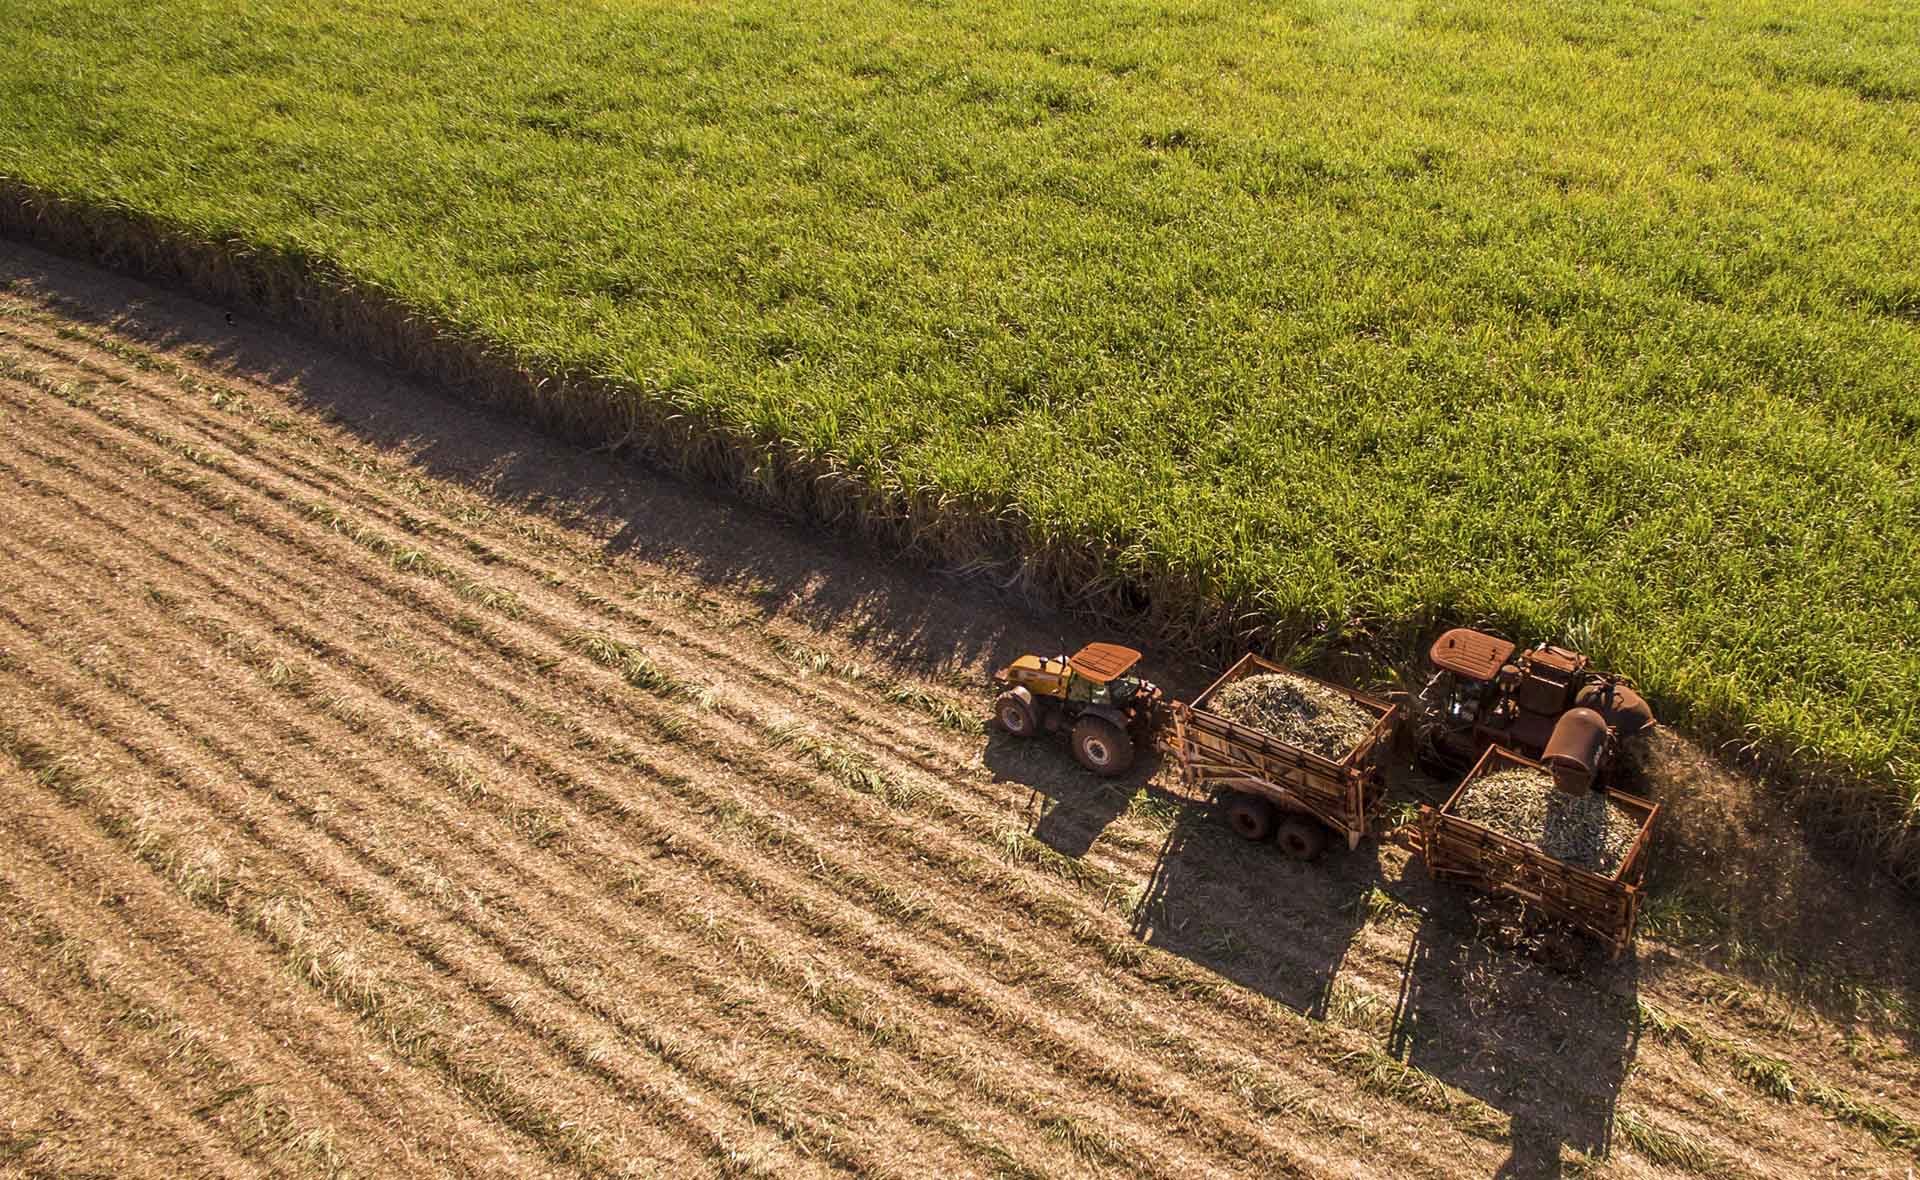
[1071,717,1133,777]
[1224,795,1276,842]
[1274,816,1329,861]
[995,691,1038,737]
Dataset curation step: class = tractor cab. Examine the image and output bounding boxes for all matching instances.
[1000,643,1150,706]
[1427,629,1516,729]
[1064,642,1149,705]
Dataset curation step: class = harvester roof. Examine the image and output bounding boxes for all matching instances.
[1068,643,1142,684]
[1429,628,1516,682]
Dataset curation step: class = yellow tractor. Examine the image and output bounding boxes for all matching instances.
[992,642,1163,776]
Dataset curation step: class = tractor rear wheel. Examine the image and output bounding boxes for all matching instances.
[1274,816,1330,861]
[1224,794,1276,841]
[996,691,1039,737]
[1071,717,1133,777]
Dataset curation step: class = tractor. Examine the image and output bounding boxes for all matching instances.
[1417,628,1656,790]
[993,642,1163,776]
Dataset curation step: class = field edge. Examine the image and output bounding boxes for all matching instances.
[2,176,1911,892]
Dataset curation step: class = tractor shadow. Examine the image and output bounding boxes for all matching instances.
[1387,895,1643,1178]
[1128,800,1381,1020]
[982,728,1162,859]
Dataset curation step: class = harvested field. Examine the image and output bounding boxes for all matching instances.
[1205,672,1375,761]
[0,244,1917,1179]
[1453,769,1643,877]
[3,0,1920,887]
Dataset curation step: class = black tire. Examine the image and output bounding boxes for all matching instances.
[1224,794,1276,842]
[996,691,1038,737]
[1070,716,1133,777]
[1274,816,1329,861]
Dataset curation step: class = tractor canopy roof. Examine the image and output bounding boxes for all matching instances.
[1429,628,1516,682]
[1068,642,1142,684]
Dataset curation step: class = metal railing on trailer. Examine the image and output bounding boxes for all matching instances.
[1414,745,1660,960]
[1167,652,1401,852]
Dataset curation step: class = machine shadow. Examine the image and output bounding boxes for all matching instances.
[981,728,1163,860]
[982,725,1378,1022]
[1130,801,1382,1020]
[1389,898,1643,1179]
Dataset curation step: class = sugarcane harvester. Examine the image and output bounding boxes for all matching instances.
[1417,629,1656,792]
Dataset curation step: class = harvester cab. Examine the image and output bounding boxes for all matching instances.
[993,642,1162,776]
[1421,628,1655,790]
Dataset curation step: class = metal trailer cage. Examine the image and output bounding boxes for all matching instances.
[1415,745,1660,960]
[1169,652,1401,850]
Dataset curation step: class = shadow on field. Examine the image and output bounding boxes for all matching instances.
[0,241,1097,690]
[6,240,1920,1047]
[980,727,1164,859]
[981,717,1380,1021]
[1388,898,1642,1179]
[1129,802,1379,1020]
[1637,729,1920,1045]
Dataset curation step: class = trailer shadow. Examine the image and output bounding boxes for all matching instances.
[1388,896,1643,1178]
[986,724,1383,1023]
[1128,800,1380,1020]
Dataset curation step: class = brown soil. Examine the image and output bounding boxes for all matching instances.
[0,239,1915,1180]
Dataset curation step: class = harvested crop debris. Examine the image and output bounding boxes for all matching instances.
[1206,672,1375,761]
[1454,768,1641,875]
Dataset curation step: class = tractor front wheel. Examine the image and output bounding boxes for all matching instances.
[1071,717,1133,777]
[996,691,1039,737]
[1224,794,1276,841]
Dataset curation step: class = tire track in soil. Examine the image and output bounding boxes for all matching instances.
[0,452,1351,1180]
[0,761,572,1180]
[0,372,1443,1180]
[7,287,1912,1180]
[0,636,873,1180]
[0,526,1091,1180]
[0,866,360,1180]
[0,971,240,1180]
[0,944,272,1180]
[0,616,799,1180]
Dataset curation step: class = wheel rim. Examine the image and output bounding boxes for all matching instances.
[1279,832,1307,857]
[1083,737,1110,766]
[1001,705,1024,731]
[1231,812,1259,838]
